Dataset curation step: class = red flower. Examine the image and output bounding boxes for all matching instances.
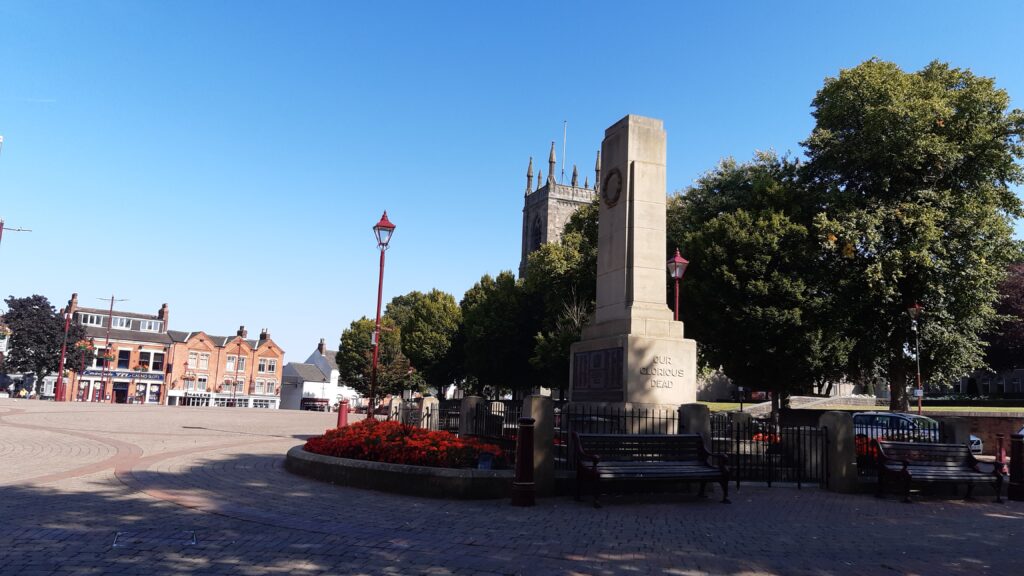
[303,419,504,468]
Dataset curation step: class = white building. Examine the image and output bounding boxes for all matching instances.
[281,338,361,410]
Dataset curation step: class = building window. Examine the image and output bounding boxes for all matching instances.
[80,313,103,327]
[152,352,164,372]
[254,379,265,394]
[93,348,109,368]
[139,320,162,332]
[257,358,278,373]
[226,355,246,372]
[266,379,277,395]
[530,216,542,252]
[111,317,132,329]
[187,352,198,369]
[197,376,207,391]
[198,353,209,370]
[117,350,131,369]
[138,351,151,370]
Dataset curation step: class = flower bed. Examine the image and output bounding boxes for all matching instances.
[304,419,505,468]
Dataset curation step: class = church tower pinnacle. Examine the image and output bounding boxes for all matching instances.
[548,141,557,186]
[525,157,534,196]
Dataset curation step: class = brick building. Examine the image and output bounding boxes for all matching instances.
[58,293,284,407]
[61,293,172,404]
[165,326,284,409]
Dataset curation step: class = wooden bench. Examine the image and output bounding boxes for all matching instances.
[875,440,1004,503]
[573,432,730,507]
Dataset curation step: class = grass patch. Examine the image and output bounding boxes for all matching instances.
[700,402,742,412]
[922,405,1024,413]
[808,404,1024,413]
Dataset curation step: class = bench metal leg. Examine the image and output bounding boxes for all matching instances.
[719,478,730,504]
[698,481,708,498]
[902,471,913,503]
[963,483,975,501]
[994,474,1004,504]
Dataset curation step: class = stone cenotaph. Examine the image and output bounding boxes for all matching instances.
[569,115,697,407]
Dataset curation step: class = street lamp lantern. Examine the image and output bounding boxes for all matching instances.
[908,303,924,415]
[374,211,396,250]
[667,248,689,321]
[367,211,395,424]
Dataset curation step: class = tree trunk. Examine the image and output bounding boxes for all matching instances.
[888,362,909,412]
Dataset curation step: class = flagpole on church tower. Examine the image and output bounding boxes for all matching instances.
[561,121,567,183]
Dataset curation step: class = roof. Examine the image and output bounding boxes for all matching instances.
[206,335,258,349]
[76,307,160,320]
[283,362,328,383]
[83,326,172,345]
[324,350,338,371]
[167,330,192,343]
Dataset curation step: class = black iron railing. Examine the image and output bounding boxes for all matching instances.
[554,404,681,471]
[710,414,829,488]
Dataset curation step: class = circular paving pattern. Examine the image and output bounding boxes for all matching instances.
[1,399,1021,575]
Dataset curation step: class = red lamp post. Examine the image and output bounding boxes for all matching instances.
[908,303,924,415]
[55,309,71,401]
[368,211,395,421]
[667,248,689,321]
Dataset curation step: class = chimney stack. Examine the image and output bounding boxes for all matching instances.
[237,325,247,339]
[259,328,268,342]
[66,293,79,315]
[317,338,326,356]
[157,303,169,328]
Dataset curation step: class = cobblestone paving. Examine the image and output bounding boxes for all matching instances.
[1,399,1021,575]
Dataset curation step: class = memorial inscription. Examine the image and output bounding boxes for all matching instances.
[572,348,624,402]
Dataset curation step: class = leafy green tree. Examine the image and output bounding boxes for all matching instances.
[460,271,538,397]
[984,263,1024,373]
[335,317,418,401]
[385,289,462,392]
[667,153,851,403]
[2,295,89,394]
[803,59,1024,410]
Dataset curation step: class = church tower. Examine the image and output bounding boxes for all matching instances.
[518,143,600,278]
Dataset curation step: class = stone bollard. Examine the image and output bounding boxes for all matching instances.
[388,397,403,422]
[336,399,350,428]
[818,411,858,493]
[420,397,439,430]
[678,403,711,441]
[459,396,486,436]
[511,417,536,506]
[1009,434,1023,501]
[934,416,970,446]
[523,395,554,496]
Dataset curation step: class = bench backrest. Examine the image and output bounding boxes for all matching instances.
[876,440,974,467]
[574,433,708,462]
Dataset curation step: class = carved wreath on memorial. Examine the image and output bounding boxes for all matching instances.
[602,168,622,207]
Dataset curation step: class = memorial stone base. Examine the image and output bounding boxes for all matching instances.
[570,325,697,407]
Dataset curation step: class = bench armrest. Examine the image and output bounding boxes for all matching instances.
[572,432,601,469]
[709,451,729,469]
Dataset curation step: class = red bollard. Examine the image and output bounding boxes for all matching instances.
[996,434,1008,476]
[511,417,536,507]
[336,399,350,428]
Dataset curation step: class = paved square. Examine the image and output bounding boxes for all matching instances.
[1,399,1020,575]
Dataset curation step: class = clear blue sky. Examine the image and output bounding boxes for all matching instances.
[2,1,1022,359]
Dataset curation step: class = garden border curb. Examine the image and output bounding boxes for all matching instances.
[284,445,513,499]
